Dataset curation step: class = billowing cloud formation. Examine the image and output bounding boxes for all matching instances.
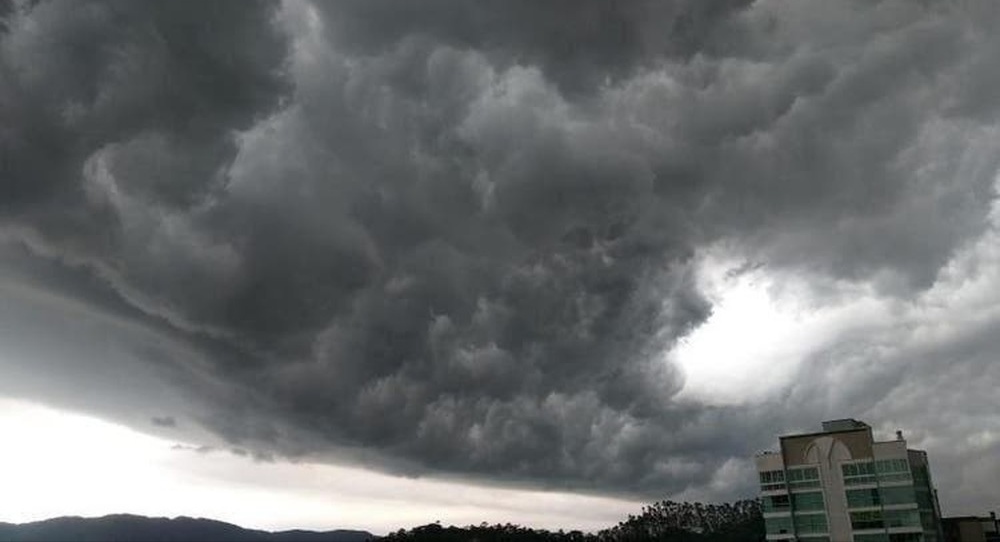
[1,0,999,504]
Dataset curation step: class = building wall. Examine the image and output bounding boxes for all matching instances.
[780,431,859,541]
[943,518,987,542]
[781,428,874,467]
[757,420,941,542]
[758,452,794,539]
[942,515,1000,542]
[909,450,944,541]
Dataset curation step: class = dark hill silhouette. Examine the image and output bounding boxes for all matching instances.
[0,514,374,542]
[0,498,763,541]
[382,498,764,541]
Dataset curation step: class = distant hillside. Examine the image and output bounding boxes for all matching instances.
[0,498,763,542]
[0,514,374,542]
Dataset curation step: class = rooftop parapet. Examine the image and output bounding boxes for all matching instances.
[821,418,870,432]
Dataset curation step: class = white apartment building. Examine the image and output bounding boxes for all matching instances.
[756,419,943,542]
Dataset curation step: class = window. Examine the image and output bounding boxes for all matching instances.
[843,462,877,485]
[914,488,935,510]
[879,472,913,483]
[854,535,889,542]
[766,516,793,535]
[794,513,828,534]
[761,470,785,483]
[793,492,825,511]
[876,459,912,483]
[788,466,822,489]
[876,458,910,473]
[760,470,787,491]
[843,462,876,476]
[884,509,920,528]
[880,485,916,505]
[850,510,884,530]
[846,488,880,508]
[763,494,791,513]
[888,535,923,542]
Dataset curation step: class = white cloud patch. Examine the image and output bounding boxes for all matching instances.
[0,398,641,534]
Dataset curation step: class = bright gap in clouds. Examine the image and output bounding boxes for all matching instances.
[0,397,640,534]
[669,253,889,406]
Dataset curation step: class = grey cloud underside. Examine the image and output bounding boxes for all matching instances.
[311,0,754,95]
[2,0,1000,499]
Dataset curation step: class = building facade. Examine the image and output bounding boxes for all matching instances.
[756,419,943,542]
[942,513,999,542]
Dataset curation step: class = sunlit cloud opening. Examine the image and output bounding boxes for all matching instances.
[668,251,888,406]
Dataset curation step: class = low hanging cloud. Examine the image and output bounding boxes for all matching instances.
[1,0,999,503]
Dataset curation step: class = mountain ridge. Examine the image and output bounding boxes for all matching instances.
[0,513,375,542]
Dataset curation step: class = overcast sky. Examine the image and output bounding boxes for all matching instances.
[1,0,999,534]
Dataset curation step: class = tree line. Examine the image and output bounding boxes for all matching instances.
[382,498,763,541]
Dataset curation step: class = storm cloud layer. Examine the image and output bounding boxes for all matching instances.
[2,0,1000,504]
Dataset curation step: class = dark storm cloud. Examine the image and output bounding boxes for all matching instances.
[311,0,752,94]
[0,0,286,255]
[0,0,14,33]
[2,0,1000,501]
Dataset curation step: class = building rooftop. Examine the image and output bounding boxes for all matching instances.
[820,418,870,432]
